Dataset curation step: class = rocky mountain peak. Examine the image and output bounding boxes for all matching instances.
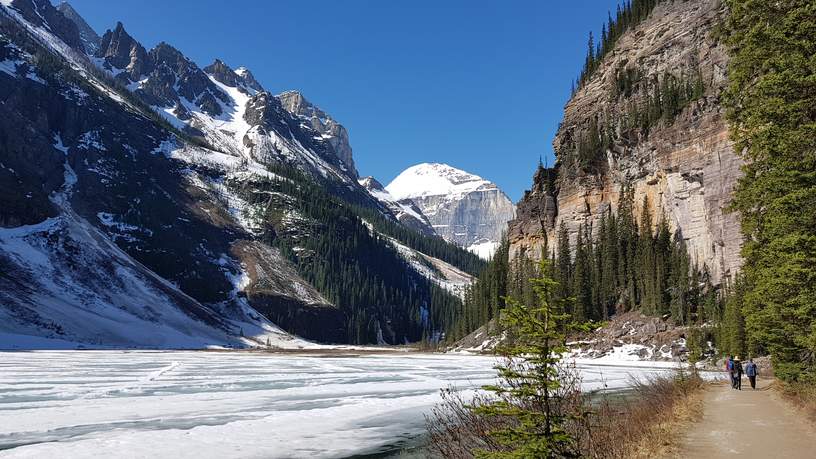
[204,58,240,86]
[8,0,84,52]
[386,163,494,201]
[234,66,263,92]
[277,90,357,178]
[359,176,386,192]
[56,2,100,54]
[204,59,263,94]
[95,21,150,80]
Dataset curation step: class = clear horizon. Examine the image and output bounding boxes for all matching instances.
[64,0,621,201]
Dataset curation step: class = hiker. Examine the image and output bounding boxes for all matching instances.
[726,355,735,388]
[745,358,759,390]
[732,356,743,390]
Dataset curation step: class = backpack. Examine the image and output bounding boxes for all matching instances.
[733,362,742,375]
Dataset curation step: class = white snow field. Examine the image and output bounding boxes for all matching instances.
[0,351,683,458]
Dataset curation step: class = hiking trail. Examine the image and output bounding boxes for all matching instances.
[675,377,816,458]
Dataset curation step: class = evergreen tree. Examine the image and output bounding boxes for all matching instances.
[724,0,816,381]
[556,222,573,303]
[722,276,747,359]
[472,260,586,458]
[572,225,592,322]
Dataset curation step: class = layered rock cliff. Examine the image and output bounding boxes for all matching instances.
[508,0,742,284]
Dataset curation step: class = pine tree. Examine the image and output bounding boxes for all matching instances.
[472,260,586,458]
[724,0,816,381]
[556,222,572,303]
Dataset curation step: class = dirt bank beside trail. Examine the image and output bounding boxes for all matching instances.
[673,378,816,458]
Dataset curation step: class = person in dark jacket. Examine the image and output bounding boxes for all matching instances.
[732,357,744,390]
[745,358,759,389]
[726,355,736,389]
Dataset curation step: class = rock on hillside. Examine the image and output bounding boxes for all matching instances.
[448,311,694,362]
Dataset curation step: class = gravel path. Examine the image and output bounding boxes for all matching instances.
[676,377,816,458]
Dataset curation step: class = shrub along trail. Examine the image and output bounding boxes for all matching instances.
[675,378,816,458]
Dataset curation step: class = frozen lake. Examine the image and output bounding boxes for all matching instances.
[0,351,680,458]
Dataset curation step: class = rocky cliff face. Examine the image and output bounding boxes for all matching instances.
[278,90,358,178]
[386,163,516,258]
[508,0,742,284]
[56,2,99,54]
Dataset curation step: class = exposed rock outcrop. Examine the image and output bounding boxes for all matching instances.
[203,58,263,94]
[56,2,99,54]
[508,0,742,284]
[278,90,358,178]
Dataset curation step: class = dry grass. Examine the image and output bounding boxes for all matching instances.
[425,368,706,458]
[587,370,705,459]
[776,380,816,424]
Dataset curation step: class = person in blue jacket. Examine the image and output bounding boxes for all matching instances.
[726,355,736,389]
[745,358,759,389]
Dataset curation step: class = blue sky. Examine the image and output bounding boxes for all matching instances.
[65,0,620,201]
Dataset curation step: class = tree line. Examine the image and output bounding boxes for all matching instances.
[723,0,816,382]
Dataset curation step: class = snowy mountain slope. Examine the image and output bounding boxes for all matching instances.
[386,163,516,258]
[0,0,328,348]
[388,236,474,299]
[0,0,483,347]
[0,212,310,350]
[90,20,371,203]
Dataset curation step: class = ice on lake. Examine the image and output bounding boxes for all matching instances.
[0,351,682,458]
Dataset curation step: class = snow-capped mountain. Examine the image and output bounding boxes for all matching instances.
[91,21,366,197]
[0,0,482,348]
[385,163,516,258]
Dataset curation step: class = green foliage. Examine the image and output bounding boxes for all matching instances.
[686,326,706,364]
[569,68,705,175]
[456,183,711,344]
[724,0,816,381]
[619,69,705,135]
[721,276,747,359]
[472,260,587,458]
